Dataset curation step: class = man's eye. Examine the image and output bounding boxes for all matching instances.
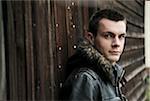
[119,35,126,39]
[104,34,113,39]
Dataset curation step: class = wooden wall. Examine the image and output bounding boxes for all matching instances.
[2,0,146,101]
[0,1,6,100]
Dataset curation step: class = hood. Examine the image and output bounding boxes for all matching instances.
[66,39,125,86]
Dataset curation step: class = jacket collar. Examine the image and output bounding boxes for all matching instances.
[77,39,125,86]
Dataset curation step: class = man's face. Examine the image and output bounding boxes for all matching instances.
[94,18,126,64]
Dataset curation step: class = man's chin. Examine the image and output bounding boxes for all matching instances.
[108,56,120,63]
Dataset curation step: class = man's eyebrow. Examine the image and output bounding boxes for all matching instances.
[102,32,126,35]
[120,33,127,35]
[102,31,114,35]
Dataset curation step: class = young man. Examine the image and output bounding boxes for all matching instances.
[62,9,127,101]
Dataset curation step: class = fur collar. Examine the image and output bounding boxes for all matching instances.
[77,39,125,86]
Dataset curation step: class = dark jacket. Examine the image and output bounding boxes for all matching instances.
[62,40,127,101]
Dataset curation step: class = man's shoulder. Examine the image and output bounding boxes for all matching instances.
[71,68,100,81]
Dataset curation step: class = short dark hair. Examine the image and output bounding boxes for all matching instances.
[88,9,126,36]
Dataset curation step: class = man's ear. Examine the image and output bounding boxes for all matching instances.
[84,32,94,45]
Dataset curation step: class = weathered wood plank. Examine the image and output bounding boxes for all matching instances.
[12,1,26,100]
[5,1,18,100]
[65,1,76,57]
[82,0,89,35]
[127,22,144,33]
[47,0,55,100]
[31,1,54,100]
[122,68,147,98]
[24,1,35,100]
[125,37,144,50]
[127,80,146,101]
[124,58,144,76]
[115,0,143,17]
[120,48,144,64]
[135,0,144,7]
[0,1,6,100]
[97,0,144,28]
[52,1,68,99]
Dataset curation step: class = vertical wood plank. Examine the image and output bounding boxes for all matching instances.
[12,1,26,99]
[53,1,68,99]
[47,0,55,100]
[0,1,6,100]
[82,0,89,36]
[24,1,35,100]
[32,1,49,100]
[5,1,18,100]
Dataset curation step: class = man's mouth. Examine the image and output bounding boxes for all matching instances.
[109,51,120,55]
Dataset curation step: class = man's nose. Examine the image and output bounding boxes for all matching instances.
[112,37,120,47]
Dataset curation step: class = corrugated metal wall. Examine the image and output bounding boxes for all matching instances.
[2,0,146,101]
